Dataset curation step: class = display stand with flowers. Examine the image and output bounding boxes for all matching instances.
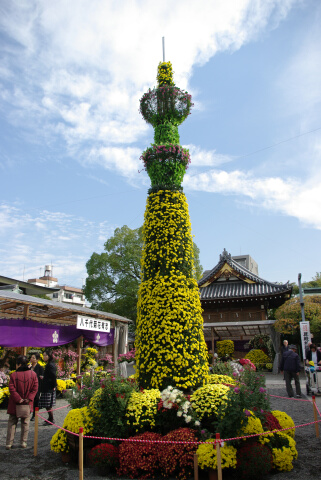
[135,61,208,391]
[49,60,299,478]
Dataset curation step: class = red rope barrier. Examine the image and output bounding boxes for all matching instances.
[35,397,321,446]
[83,418,321,445]
[269,394,311,402]
[36,412,79,437]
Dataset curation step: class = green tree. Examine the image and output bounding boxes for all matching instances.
[32,294,52,300]
[84,224,203,327]
[290,272,321,296]
[84,226,143,325]
[274,295,321,342]
[192,242,203,280]
[289,282,299,295]
[303,272,321,289]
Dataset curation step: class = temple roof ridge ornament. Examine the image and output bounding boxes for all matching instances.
[219,248,231,261]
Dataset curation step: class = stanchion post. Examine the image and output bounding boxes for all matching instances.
[33,407,39,457]
[312,395,320,438]
[193,453,199,480]
[79,427,84,480]
[216,433,223,480]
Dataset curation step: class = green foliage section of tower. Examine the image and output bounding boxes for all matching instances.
[140,144,190,189]
[135,190,208,390]
[154,122,180,144]
[139,62,193,189]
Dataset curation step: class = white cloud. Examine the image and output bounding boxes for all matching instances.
[87,146,143,180]
[184,167,321,230]
[185,145,234,168]
[3,0,319,235]
[0,0,298,161]
[0,203,116,286]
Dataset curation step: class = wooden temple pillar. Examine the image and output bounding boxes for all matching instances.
[22,305,30,356]
[211,327,215,365]
[76,336,82,375]
[113,322,119,373]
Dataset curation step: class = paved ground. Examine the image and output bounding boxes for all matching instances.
[0,372,320,479]
[265,370,321,408]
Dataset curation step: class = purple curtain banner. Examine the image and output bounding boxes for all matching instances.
[0,318,114,347]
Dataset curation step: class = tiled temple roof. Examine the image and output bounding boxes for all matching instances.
[199,249,292,302]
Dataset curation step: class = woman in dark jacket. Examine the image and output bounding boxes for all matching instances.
[38,350,57,426]
[29,352,44,421]
[306,344,321,366]
[6,355,38,449]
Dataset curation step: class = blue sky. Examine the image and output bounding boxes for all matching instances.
[0,0,320,289]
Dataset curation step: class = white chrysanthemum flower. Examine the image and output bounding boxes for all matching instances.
[182,403,189,413]
[195,421,200,426]
[185,416,192,423]
[177,411,183,417]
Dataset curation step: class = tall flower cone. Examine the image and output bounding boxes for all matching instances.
[135,62,208,390]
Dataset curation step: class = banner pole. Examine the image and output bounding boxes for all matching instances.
[79,427,84,480]
[216,433,223,480]
[193,453,199,480]
[312,396,320,438]
[33,407,39,456]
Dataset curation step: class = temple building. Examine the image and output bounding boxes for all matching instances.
[198,249,292,357]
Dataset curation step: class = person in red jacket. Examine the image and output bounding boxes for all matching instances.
[6,355,38,449]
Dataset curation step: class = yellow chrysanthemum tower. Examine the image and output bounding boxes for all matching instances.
[135,61,208,390]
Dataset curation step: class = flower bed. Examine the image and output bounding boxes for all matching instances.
[49,58,299,476]
[245,349,272,369]
[88,443,119,474]
[50,369,299,475]
[217,340,234,358]
[118,349,136,363]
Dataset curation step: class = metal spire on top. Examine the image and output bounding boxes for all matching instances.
[162,37,165,62]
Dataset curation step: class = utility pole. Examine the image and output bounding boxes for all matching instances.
[298,273,305,321]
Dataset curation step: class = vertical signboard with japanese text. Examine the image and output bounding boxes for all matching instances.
[300,321,311,359]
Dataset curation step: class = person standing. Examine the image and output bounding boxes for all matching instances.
[281,340,289,356]
[280,344,302,398]
[6,355,38,449]
[305,341,313,359]
[279,340,289,375]
[29,353,44,421]
[306,344,321,366]
[38,350,57,426]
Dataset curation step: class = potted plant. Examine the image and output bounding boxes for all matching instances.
[88,443,119,475]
